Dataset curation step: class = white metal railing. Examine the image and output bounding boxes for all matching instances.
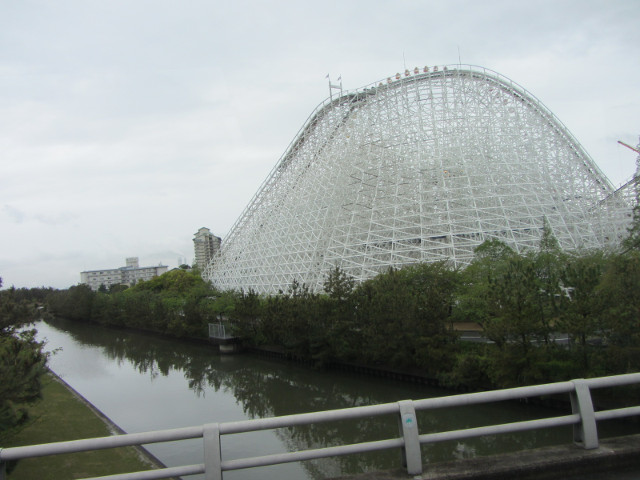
[1,373,639,480]
[208,322,235,339]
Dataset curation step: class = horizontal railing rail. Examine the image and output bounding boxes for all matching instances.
[1,373,639,480]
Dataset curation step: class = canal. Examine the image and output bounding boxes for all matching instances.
[34,318,639,480]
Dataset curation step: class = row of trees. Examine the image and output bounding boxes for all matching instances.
[4,202,640,435]
[231,245,640,389]
[42,233,640,391]
[46,268,221,339]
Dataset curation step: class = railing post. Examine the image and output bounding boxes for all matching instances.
[570,379,598,449]
[203,423,222,480]
[0,460,5,480]
[397,400,422,475]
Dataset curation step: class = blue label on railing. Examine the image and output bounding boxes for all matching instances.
[403,413,416,428]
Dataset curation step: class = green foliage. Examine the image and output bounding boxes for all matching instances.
[129,268,208,296]
[46,284,95,322]
[323,266,356,301]
[483,255,545,347]
[596,251,640,371]
[0,331,48,429]
[0,278,48,430]
[539,216,560,253]
[231,290,263,342]
[454,239,517,326]
[1,374,155,479]
[622,179,640,252]
[458,244,550,354]
[350,263,459,372]
[557,251,608,374]
[46,270,217,340]
[449,237,640,388]
[260,280,325,359]
[445,349,490,390]
[109,284,129,294]
[40,236,640,392]
[320,267,358,362]
[1,289,33,333]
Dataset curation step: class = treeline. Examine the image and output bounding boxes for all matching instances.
[46,268,221,339]
[43,236,640,391]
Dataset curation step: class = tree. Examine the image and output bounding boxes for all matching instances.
[352,263,458,373]
[533,217,565,345]
[539,216,560,253]
[0,278,48,430]
[623,199,640,252]
[109,284,128,294]
[352,267,415,366]
[622,148,640,252]
[597,251,640,372]
[481,255,544,348]
[406,262,460,376]
[131,269,206,296]
[480,254,552,386]
[454,239,517,326]
[322,267,357,362]
[46,284,95,322]
[231,290,262,342]
[558,251,607,375]
[323,266,355,301]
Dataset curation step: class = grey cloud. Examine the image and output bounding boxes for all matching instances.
[3,205,26,224]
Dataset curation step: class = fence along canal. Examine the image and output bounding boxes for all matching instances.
[3,318,639,479]
[2,373,640,479]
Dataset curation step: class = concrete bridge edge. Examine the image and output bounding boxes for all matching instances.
[329,433,640,480]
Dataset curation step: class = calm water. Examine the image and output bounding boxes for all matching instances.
[34,318,638,480]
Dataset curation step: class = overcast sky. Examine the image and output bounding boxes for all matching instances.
[1,0,639,289]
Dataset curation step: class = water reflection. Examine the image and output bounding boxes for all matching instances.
[37,318,639,479]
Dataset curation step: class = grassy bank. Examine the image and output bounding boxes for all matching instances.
[0,373,157,480]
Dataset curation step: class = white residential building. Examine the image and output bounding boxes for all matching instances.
[80,257,168,291]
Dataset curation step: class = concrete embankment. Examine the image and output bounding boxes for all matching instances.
[331,434,640,480]
[48,372,172,475]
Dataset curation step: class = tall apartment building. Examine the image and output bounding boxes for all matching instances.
[80,257,168,291]
[193,227,221,271]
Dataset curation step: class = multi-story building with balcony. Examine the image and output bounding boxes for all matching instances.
[193,227,221,271]
[80,257,168,291]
